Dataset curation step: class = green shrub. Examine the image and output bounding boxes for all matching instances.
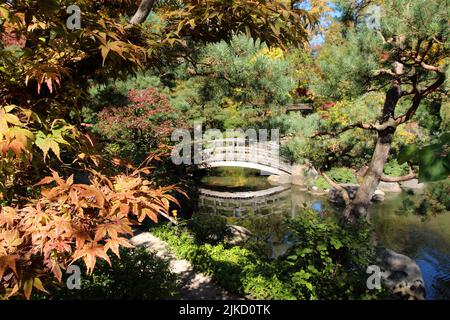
[314,176,332,190]
[383,160,409,177]
[36,248,179,300]
[151,223,292,299]
[279,210,381,300]
[186,214,232,245]
[326,167,357,184]
[152,212,385,300]
[416,180,450,216]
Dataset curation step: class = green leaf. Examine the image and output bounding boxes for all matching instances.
[418,157,449,182]
[35,131,62,161]
[398,145,419,164]
[420,144,443,165]
[331,238,343,250]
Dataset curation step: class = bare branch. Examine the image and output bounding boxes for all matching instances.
[320,171,351,206]
[380,165,416,182]
[312,117,406,138]
[312,122,377,138]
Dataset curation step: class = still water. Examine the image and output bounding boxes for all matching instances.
[198,167,450,300]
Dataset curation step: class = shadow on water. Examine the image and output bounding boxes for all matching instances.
[196,167,450,300]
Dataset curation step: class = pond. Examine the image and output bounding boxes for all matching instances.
[197,167,450,300]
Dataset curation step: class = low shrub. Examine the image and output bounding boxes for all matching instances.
[383,160,409,177]
[325,167,357,184]
[416,180,450,216]
[314,176,332,189]
[186,213,232,245]
[151,223,294,299]
[35,248,179,300]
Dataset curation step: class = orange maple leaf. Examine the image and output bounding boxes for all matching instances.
[72,242,111,274]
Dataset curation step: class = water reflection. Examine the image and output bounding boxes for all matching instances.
[197,167,450,299]
[370,194,450,300]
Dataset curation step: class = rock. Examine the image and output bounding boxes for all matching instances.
[400,179,425,190]
[377,181,402,193]
[309,186,328,195]
[328,183,359,206]
[279,175,292,185]
[267,174,292,185]
[377,248,426,300]
[227,225,252,244]
[328,184,385,206]
[372,189,385,202]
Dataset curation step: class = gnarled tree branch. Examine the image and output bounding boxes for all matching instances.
[380,165,416,182]
[320,171,351,206]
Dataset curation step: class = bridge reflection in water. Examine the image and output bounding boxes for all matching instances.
[197,185,327,258]
[198,186,326,219]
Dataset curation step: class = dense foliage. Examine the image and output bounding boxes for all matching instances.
[0,0,448,301]
[152,211,384,300]
[96,87,185,162]
[34,247,179,300]
[0,0,316,299]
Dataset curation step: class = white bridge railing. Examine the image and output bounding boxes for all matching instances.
[198,138,292,174]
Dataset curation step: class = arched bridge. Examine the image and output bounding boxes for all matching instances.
[198,138,292,175]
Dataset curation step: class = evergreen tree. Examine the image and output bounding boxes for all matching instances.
[315,0,448,222]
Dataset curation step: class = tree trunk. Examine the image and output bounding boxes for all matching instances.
[343,84,402,223]
[343,127,395,222]
[130,0,156,24]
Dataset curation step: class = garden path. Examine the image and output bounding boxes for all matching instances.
[130,231,241,300]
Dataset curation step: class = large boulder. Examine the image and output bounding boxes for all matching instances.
[328,184,385,206]
[372,189,385,202]
[328,183,359,206]
[227,225,252,245]
[377,248,426,300]
[377,181,402,193]
[267,174,292,185]
[400,179,425,190]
